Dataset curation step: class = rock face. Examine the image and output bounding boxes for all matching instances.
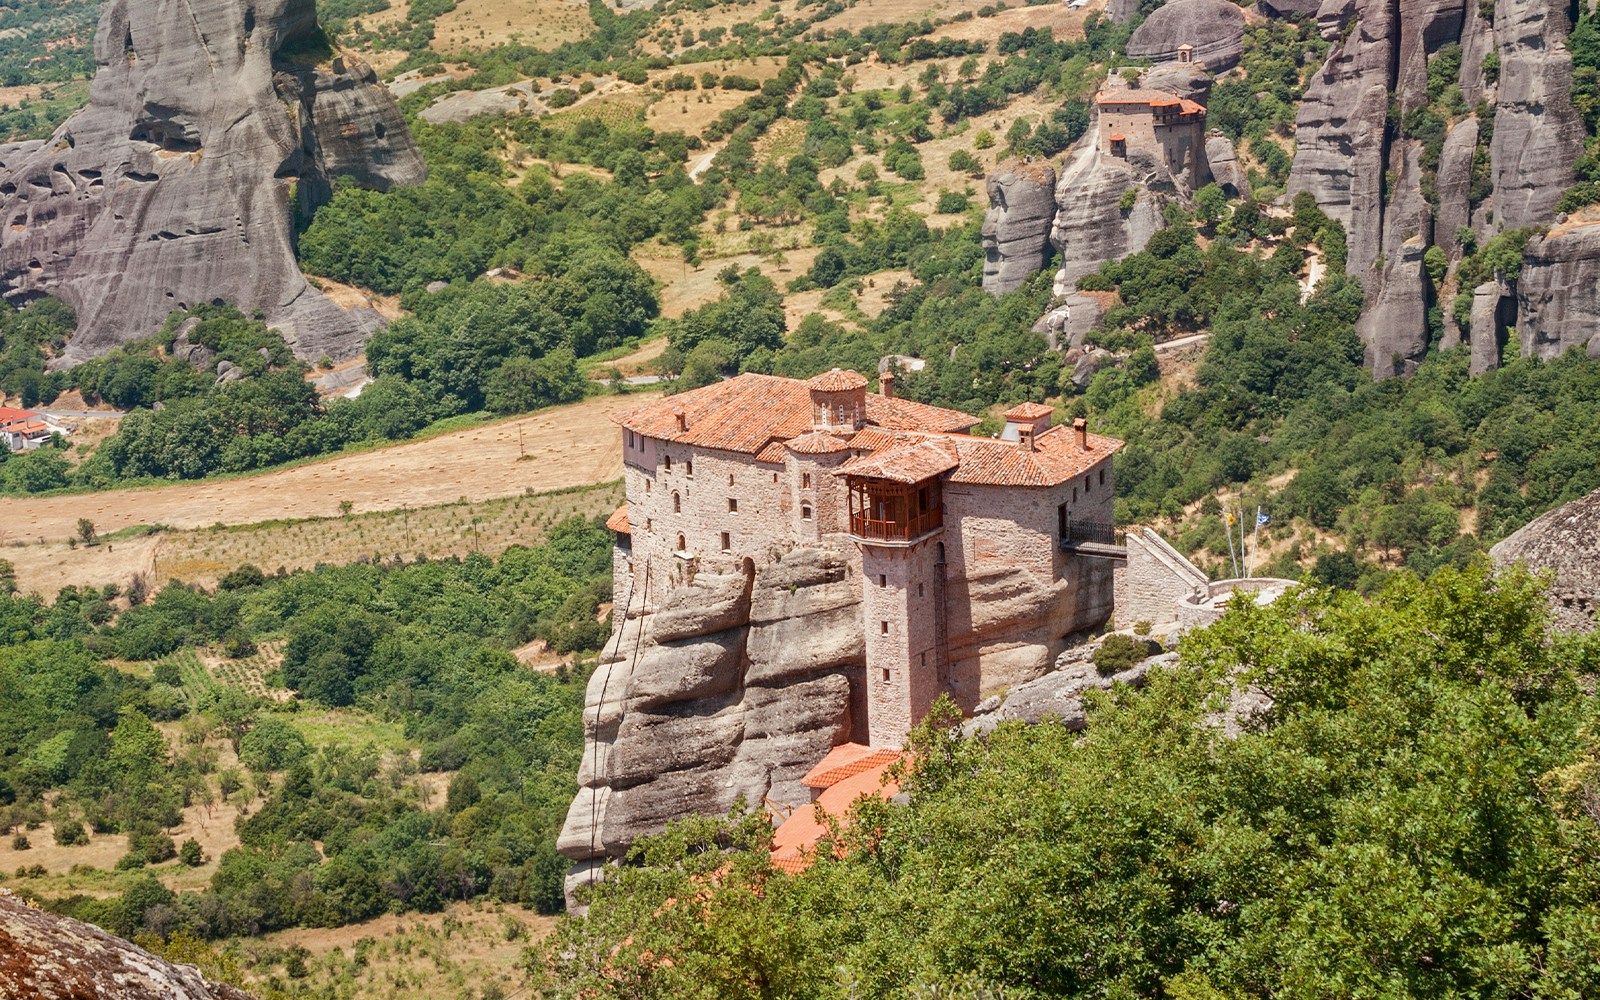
[1490,487,1600,631]
[1469,279,1515,373]
[1048,141,1171,293]
[1284,0,1586,376]
[981,158,1058,296]
[1515,221,1600,363]
[1204,134,1248,198]
[1126,0,1247,71]
[0,0,425,365]
[559,544,867,899]
[0,889,256,1000]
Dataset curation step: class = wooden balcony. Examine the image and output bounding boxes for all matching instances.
[850,507,944,542]
[846,476,943,544]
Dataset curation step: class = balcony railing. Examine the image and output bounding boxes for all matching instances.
[850,507,944,542]
[1060,520,1118,549]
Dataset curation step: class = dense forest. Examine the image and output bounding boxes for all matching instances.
[0,516,612,940]
[543,563,1600,998]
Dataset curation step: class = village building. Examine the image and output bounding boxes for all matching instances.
[1096,88,1209,188]
[608,369,1123,749]
[0,407,62,451]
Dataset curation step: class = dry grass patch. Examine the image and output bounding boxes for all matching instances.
[636,245,822,318]
[642,56,788,135]
[431,0,595,53]
[152,481,622,588]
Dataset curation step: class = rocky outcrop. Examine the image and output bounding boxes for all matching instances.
[1205,134,1249,198]
[1140,62,1214,104]
[1287,0,1395,281]
[1258,0,1323,16]
[0,0,425,365]
[1048,142,1171,293]
[1515,221,1600,363]
[559,544,866,899]
[1434,117,1479,256]
[964,647,1165,735]
[0,889,256,1000]
[1126,0,1246,71]
[1490,487,1600,631]
[982,158,1058,296]
[1487,0,1582,230]
[1468,279,1514,373]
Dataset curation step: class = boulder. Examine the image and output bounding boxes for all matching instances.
[0,889,256,999]
[981,158,1058,296]
[1126,0,1246,71]
[1031,291,1103,350]
[1140,61,1214,104]
[1515,220,1600,362]
[0,0,425,366]
[1490,487,1600,631]
[1204,134,1249,199]
[1258,0,1323,16]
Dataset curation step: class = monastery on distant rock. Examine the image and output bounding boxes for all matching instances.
[605,368,1124,749]
[1096,87,1211,189]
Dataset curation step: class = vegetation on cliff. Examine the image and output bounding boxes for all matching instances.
[543,563,1600,998]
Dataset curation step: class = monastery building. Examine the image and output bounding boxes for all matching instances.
[607,369,1123,748]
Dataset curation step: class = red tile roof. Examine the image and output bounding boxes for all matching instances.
[1004,402,1055,421]
[838,424,1123,488]
[801,743,905,788]
[1096,89,1205,116]
[808,368,868,392]
[605,505,630,535]
[615,373,976,457]
[785,431,850,455]
[0,407,40,426]
[771,749,904,874]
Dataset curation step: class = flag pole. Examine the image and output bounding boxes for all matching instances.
[1250,505,1262,578]
[1224,508,1239,578]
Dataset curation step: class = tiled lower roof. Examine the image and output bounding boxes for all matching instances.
[801,743,905,788]
[771,749,904,874]
[605,505,630,535]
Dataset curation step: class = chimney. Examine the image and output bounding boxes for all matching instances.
[1019,426,1036,451]
[1073,417,1088,450]
[673,406,687,432]
[880,370,896,399]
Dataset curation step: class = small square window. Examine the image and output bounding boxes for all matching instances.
[878,574,887,587]
[918,583,924,598]
[728,473,735,487]
[1084,475,1091,492]
[880,620,889,636]
[1099,468,1106,486]
[720,532,731,552]
[645,480,651,493]
[801,503,813,521]
[686,460,694,477]
[728,498,738,512]
[920,652,927,667]
[881,668,890,682]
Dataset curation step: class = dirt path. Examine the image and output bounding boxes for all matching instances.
[1,393,650,545]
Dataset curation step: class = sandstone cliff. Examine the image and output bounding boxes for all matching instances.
[0,0,425,365]
[0,890,256,1000]
[1125,0,1246,72]
[981,158,1058,296]
[559,544,867,899]
[1048,139,1174,294]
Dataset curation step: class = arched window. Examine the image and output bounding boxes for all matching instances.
[801,503,813,521]
[665,455,672,471]
[673,492,681,513]
[677,533,686,551]
[686,459,694,477]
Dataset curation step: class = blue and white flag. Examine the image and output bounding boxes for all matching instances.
[1256,511,1270,526]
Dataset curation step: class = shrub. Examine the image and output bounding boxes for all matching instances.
[1092,634,1153,675]
[54,819,89,846]
[179,838,203,867]
[936,191,971,214]
[11,834,29,850]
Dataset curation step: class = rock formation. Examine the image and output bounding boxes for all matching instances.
[1048,141,1172,293]
[559,544,867,898]
[0,889,256,1000]
[1515,220,1600,362]
[1490,487,1600,631]
[1204,134,1248,199]
[1468,279,1514,373]
[0,0,426,365]
[1125,0,1246,71]
[1283,0,1587,376]
[981,158,1058,296]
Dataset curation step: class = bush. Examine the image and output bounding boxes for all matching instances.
[54,819,89,846]
[179,838,203,867]
[11,833,29,850]
[935,191,971,214]
[1092,633,1154,675]
[238,718,310,772]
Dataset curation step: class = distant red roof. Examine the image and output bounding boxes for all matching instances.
[1096,88,1206,116]
[1004,402,1055,422]
[785,431,851,455]
[838,424,1123,489]
[0,407,40,426]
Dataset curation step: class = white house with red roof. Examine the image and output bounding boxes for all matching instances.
[0,407,64,452]
[607,369,1123,749]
